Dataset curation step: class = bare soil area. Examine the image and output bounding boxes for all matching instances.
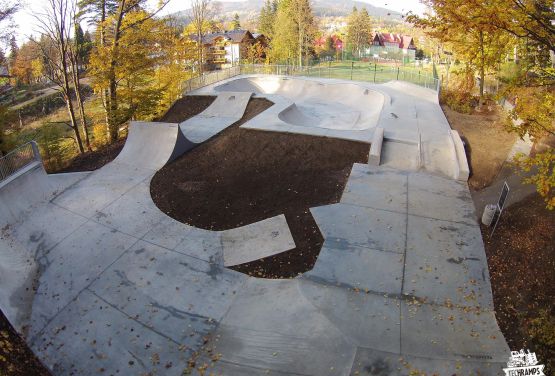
[442,105,517,191]
[151,98,370,278]
[483,194,555,373]
[0,310,51,376]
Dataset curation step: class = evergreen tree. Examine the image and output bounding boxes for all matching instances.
[346,7,372,58]
[258,0,276,38]
[231,13,241,30]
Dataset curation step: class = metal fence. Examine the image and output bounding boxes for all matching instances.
[240,64,441,91]
[0,141,41,184]
[180,64,441,96]
[181,66,241,95]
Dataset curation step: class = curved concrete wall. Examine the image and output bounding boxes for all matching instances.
[216,76,384,131]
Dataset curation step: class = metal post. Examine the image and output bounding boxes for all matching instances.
[31,141,42,163]
[396,67,400,80]
[351,61,354,80]
[373,64,377,83]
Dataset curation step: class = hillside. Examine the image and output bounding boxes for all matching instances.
[170,0,403,27]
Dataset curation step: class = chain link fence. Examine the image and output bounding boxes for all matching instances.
[0,141,41,184]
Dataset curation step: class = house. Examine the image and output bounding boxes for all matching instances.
[369,32,417,62]
[192,30,267,71]
[314,35,344,51]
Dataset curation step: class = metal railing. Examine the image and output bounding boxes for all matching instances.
[181,66,241,95]
[180,63,441,96]
[239,64,440,91]
[0,141,41,184]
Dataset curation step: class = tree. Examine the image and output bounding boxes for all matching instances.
[408,0,512,101]
[346,7,372,58]
[270,0,316,66]
[258,0,277,39]
[84,0,169,142]
[231,13,241,30]
[74,22,92,68]
[0,0,18,44]
[33,0,88,153]
[11,41,42,84]
[189,0,212,77]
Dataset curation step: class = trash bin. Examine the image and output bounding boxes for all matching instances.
[482,204,497,226]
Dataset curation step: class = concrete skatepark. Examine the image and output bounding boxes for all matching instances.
[0,75,509,375]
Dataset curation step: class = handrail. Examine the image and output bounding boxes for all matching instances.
[0,141,41,184]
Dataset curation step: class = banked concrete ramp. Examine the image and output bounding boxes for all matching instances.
[180,91,253,143]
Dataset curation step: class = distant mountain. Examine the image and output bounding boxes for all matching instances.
[170,0,403,27]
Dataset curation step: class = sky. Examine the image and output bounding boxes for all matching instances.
[10,0,426,46]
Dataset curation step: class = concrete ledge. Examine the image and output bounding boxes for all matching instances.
[451,130,470,181]
[222,214,296,267]
[368,127,384,166]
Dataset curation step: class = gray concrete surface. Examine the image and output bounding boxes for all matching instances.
[180,91,252,144]
[195,75,462,180]
[0,75,509,376]
[222,214,296,267]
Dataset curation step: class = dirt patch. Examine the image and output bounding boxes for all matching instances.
[158,95,216,123]
[56,138,126,173]
[442,105,517,191]
[0,309,51,376]
[151,98,370,278]
[56,96,216,173]
[483,194,555,372]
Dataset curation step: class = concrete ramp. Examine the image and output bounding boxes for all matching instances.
[113,121,188,170]
[52,121,188,218]
[180,92,252,144]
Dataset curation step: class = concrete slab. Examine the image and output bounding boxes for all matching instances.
[32,290,188,376]
[208,279,357,376]
[404,215,493,308]
[408,172,477,225]
[222,215,296,267]
[349,347,505,376]
[311,203,406,254]
[94,181,166,238]
[0,230,37,332]
[173,228,223,264]
[192,360,298,376]
[401,300,509,362]
[298,279,401,352]
[27,220,137,340]
[52,162,152,218]
[380,141,420,171]
[341,164,407,213]
[142,215,197,251]
[306,244,404,295]
[12,203,88,257]
[89,241,246,339]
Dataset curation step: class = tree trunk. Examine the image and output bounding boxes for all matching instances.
[478,30,485,104]
[71,55,91,151]
[64,92,84,153]
[105,0,126,143]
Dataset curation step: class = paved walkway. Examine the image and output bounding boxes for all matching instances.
[0,76,510,375]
